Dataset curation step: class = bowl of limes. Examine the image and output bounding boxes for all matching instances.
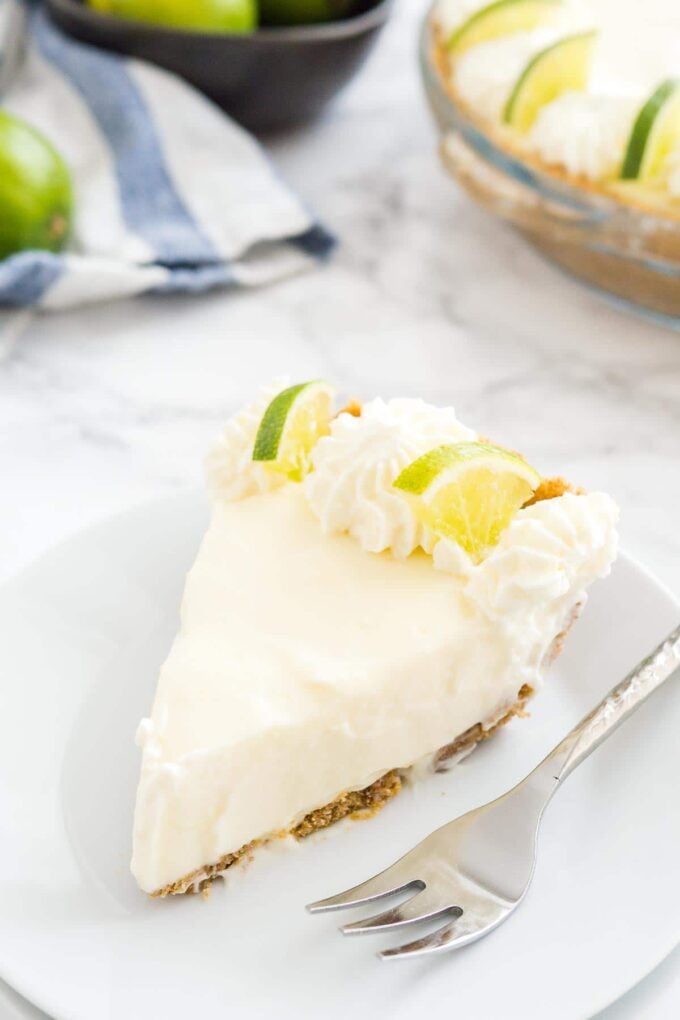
[46,0,393,132]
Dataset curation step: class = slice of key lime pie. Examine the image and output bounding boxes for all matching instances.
[131,381,618,896]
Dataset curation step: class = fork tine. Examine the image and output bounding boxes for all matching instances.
[378,897,510,960]
[378,916,468,960]
[340,888,459,935]
[306,865,417,914]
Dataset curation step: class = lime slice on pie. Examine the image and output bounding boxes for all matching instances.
[504,31,597,132]
[620,79,680,182]
[447,0,561,55]
[252,380,334,482]
[394,441,541,559]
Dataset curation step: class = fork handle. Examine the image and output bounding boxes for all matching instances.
[541,623,680,787]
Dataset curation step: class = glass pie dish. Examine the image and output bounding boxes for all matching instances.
[419,6,680,327]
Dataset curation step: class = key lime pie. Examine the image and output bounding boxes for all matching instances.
[131,381,618,896]
[431,0,680,213]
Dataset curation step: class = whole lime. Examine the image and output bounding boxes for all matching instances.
[259,0,360,25]
[87,0,257,32]
[0,111,73,260]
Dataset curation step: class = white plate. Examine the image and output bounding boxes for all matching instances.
[0,493,678,1020]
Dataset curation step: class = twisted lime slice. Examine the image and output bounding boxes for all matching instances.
[252,380,334,482]
[504,31,597,132]
[394,442,541,559]
[621,79,680,182]
[447,0,561,55]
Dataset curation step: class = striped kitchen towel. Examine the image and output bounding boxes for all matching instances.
[0,4,335,309]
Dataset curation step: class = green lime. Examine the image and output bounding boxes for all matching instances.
[504,31,596,132]
[87,0,256,33]
[447,0,561,55]
[259,0,358,27]
[620,79,680,181]
[0,111,73,260]
[394,442,541,559]
[252,380,335,482]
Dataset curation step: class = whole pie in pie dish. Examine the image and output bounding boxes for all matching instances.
[423,0,680,319]
[431,0,680,212]
[131,381,618,897]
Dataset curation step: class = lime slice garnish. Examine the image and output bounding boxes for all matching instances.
[503,31,597,132]
[252,380,334,482]
[447,0,561,55]
[620,79,680,182]
[394,442,541,560]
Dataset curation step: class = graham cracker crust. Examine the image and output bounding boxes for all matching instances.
[151,682,546,897]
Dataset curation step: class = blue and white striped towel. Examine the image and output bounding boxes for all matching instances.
[0,5,335,310]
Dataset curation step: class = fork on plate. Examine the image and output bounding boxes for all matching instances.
[307,624,680,960]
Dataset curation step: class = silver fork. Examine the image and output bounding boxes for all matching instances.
[307,623,680,960]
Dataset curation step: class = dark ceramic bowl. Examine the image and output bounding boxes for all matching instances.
[46,0,393,133]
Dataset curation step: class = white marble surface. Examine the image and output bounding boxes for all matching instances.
[0,0,679,1016]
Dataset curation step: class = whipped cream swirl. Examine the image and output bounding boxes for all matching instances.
[206,379,289,502]
[529,92,637,181]
[304,397,475,558]
[453,28,559,122]
[434,491,619,617]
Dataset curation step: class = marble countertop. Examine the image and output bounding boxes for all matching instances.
[0,0,678,1016]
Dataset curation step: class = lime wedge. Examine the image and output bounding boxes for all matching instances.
[447,0,561,55]
[252,380,334,482]
[504,31,596,132]
[393,442,541,559]
[620,79,680,181]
